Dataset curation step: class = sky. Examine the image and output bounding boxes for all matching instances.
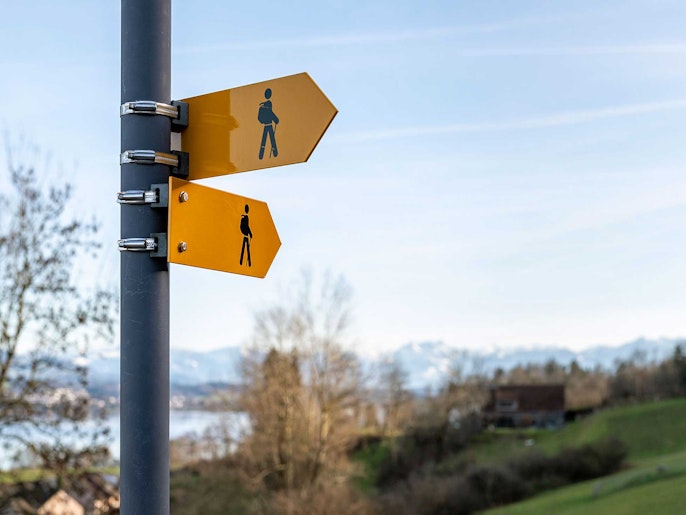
[1,1,686,355]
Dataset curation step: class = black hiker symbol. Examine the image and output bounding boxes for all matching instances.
[239,204,252,267]
[258,88,279,160]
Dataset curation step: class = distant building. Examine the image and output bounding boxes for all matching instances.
[483,384,565,428]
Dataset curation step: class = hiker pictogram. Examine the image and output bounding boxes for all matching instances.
[258,88,279,160]
[239,204,252,267]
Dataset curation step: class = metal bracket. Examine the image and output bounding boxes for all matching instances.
[118,233,167,258]
[120,150,189,179]
[150,232,167,258]
[171,101,189,132]
[170,150,189,179]
[117,183,169,207]
[120,100,188,132]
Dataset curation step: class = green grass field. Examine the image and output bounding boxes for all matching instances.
[484,398,686,514]
[487,455,686,515]
[0,469,47,484]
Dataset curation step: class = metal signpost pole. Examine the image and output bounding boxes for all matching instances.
[120,0,171,512]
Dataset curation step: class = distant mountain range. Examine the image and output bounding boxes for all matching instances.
[388,337,682,390]
[87,347,244,388]
[86,337,684,392]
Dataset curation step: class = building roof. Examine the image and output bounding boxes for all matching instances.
[485,384,565,412]
[0,473,118,515]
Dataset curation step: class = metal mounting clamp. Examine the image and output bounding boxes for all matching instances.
[120,149,178,166]
[120,150,189,179]
[118,237,157,252]
[118,233,167,258]
[120,100,188,131]
[121,100,177,118]
[117,183,169,207]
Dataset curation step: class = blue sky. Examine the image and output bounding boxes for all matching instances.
[1,1,686,354]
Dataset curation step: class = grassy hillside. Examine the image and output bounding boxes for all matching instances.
[487,452,686,515]
[540,398,686,460]
[484,399,686,514]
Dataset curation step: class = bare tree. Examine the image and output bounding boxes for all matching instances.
[238,270,363,506]
[0,144,116,475]
[442,349,489,419]
[377,355,410,436]
[240,347,304,490]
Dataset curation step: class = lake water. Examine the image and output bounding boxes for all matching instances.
[0,410,244,469]
[109,410,244,460]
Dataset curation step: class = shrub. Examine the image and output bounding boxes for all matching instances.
[375,474,482,515]
[554,437,628,482]
[465,464,530,507]
[590,436,629,474]
[506,449,566,492]
[269,481,376,515]
[375,413,482,487]
[506,448,551,479]
[375,424,628,515]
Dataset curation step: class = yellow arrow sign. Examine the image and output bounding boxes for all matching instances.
[180,72,337,180]
[167,177,281,278]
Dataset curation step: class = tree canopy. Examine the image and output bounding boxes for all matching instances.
[0,145,116,474]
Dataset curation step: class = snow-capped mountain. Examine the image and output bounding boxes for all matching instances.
[86,337,683,391]
[386,337,681,390]
[87,346,244,386]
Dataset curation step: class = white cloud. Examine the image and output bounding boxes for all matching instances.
[451,43,686,57]
[335,98,686,142]
[176,13,577,54]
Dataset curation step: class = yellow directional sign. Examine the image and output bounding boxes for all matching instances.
[168,177,281,278]
[180,72,337,180]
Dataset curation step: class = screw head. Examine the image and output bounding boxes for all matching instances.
[179,191,189,203]
[177,241,188,253]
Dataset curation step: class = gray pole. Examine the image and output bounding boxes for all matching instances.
[120,0,171,513]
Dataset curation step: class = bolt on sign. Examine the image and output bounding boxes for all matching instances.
[180,72,338,180]
[168,177,281,278]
